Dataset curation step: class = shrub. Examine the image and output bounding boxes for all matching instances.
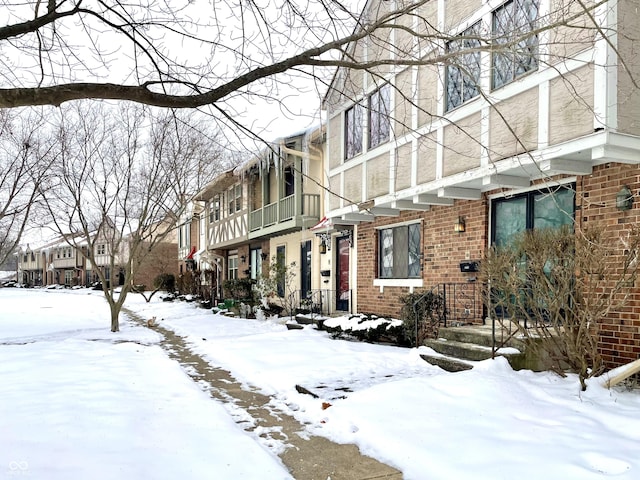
[399,291,445,346]
[154,273,175,292]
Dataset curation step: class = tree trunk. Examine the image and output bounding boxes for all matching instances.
[111,310,120,332]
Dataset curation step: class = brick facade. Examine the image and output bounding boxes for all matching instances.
[579,163,640,366]
[356,199,488,320]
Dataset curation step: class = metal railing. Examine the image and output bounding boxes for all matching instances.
[411,282,483,346]
[288,288,353,318]
[249,193,320,231]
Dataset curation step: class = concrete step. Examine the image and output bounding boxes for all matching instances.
[438,325,525,350]
[424,338,495,361]
[419,353,473,372]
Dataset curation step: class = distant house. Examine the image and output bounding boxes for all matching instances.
[322,0,640,367]
[17,221,177,289]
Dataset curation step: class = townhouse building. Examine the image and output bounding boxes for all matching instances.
[189,126,334,312]
[322,0,640,367]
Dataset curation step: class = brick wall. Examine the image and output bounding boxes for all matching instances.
[356,199,489,320]
[355,165,640,369]
[579,163,640,367]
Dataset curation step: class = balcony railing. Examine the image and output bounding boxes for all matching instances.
[249,193,320,231]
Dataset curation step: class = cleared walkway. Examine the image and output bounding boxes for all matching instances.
[126,310,402,480]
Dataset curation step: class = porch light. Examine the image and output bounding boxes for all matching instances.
[319,238,327,254]
[616,186,633,211]
[454,216,466,233]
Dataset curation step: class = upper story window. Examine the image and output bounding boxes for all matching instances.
[379,223,421,279]
[446,22,481,111]
[228,185,242,215]
[210,195,221,223]
[345,103,363,160]
[492,0,539,89]
[97,244,106,255]
[284,166,295,197]
[368,84,391,149]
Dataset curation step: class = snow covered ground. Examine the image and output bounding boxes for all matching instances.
[2,287,640,479]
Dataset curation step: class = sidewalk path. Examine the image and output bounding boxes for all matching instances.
[125,309,403,480]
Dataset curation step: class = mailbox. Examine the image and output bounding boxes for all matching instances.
[459,261,479,273]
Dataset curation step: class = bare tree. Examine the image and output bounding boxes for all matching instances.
[482,225,640,391]
[41,101,226,331]
[0,108,54,267]
[0,2,622,131]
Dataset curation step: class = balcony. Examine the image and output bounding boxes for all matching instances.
[249,193,320,238]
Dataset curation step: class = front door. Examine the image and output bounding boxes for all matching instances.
[336,236,350,311]
[300,240,311,300]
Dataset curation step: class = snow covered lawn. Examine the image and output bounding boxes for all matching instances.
[2,287,640,480]
[129,294,640,480]
[0,288,291,480]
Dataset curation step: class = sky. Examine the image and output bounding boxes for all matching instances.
[2,287,640,479]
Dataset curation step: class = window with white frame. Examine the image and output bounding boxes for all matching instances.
[97,244,106,255]
[210,195,221,223]
[368,84,391,148]
[492,0,539,89]
[345,103,363,159]
[228,185,242,215]
[379,223,421,279]
[446,22,481,111]
[228,255,238,280]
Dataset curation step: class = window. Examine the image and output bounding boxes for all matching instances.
[97,244,106,255]
[284,166,295,197]
[368,84,391,148]
[345,103,363,159]
[492,185,575,246]
[492,0,539,89]
[228,185,242,214]
[228,255,238,280]
[446,22,481,111]
[210,195,221,223]
[379,223,421,279]
[250,248,263,280]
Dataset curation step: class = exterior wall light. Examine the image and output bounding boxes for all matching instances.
[319,238,327,254]
[616,186,633,211]
[454,216,466,233]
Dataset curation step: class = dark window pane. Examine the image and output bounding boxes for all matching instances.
[408,224,421,277]
[369,84,390,148]
[380,229,393,278]
[494,196,527,246]
[345,104,363,159]
[533,188,574,230]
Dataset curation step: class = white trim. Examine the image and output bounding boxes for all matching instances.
[486,176,577,200]
[374,278,424,293]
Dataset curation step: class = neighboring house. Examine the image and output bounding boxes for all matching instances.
[17,244,43,286]
[193,126,327,312]
[322,0,640,367]
[17,221,178,289]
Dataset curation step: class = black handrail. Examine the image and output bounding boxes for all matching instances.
[288,288,353,317]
